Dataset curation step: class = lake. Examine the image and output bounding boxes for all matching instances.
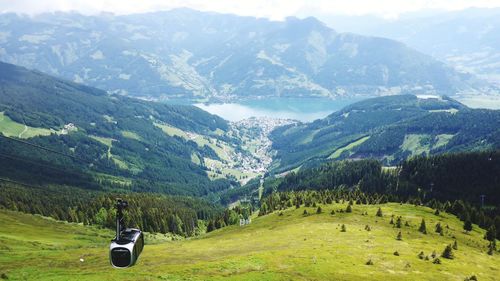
[194,98,366,122]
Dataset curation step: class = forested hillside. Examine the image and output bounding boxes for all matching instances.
[270,95,500,172]
[0,61,237,196]
[260,151,500,238]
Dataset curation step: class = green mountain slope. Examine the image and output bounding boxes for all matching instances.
[0,61,239,196]
[270,95,500,172]
[1,203,498,280]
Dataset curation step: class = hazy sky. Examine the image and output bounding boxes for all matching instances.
[1,0,500,19]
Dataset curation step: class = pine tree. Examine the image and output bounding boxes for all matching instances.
[316,206,322,214]
[206,220,215,232]
[346,204,352,213]
[395,217,402,228]
[303,209,308,215]
[419,218,427,234]
[452,240,458,250]
[390,217,394,224]
[434,209,440,216]
[486,225,497,242]
[441,244,454,259]
[396,231,402,240]
[487,241,495,255]
[295,201,300,209]
[435,222,443,234]
[376,207,383,217]
[330,210,335,215]
[341,224,346,232]
[463,220,473,233]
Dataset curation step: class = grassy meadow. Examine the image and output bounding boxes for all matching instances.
[0,203,498,280]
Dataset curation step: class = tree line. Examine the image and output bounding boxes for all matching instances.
[0,181,223,236]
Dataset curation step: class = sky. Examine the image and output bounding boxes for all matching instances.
[1,0,500,20]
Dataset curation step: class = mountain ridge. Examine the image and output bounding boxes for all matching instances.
[0,9,484,101]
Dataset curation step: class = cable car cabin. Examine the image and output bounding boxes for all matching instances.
[109,228,144,268]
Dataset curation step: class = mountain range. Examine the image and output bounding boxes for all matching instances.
[322,8,500,88]
[0,8,486,101]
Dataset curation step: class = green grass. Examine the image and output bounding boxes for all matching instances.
[329,136,370,159]
[0,112,53,139]
[400,134,431,156]
[1,203,498,280]
[121,130,141,141]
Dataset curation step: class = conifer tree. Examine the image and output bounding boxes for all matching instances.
[419,218,427,234]
[434,209,440,216]
[316,206,322,214]
[346,204,352,213]
[376,207,383,217]
[435,222,443,234]
[341,224,346,232]
[487,241,495,255]
[396,217,402,228]
[452,240,458,250]
[396,231,402,240]
[486,225,497,242]
[303,209,308,215]
[463,220,473,233]
[330,210,335,215]
[441,244,454,259]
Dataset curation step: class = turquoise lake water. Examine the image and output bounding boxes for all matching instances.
[193,97,366,122]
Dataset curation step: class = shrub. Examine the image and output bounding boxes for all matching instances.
[316,206,322,214]
[365,259,373,265]
[433,258,441,264]
[434,209,440,216]
[376,207,383,217]
[303,209,308,215]
[365,225,371,231]
[452,240,458,250]
[393,251,400,256]
[330,210,335,215]
[418,251,425,259]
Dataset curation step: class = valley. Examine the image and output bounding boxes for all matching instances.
[1,3,500,281]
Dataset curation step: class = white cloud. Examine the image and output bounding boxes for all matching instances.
[1,0,500,19]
